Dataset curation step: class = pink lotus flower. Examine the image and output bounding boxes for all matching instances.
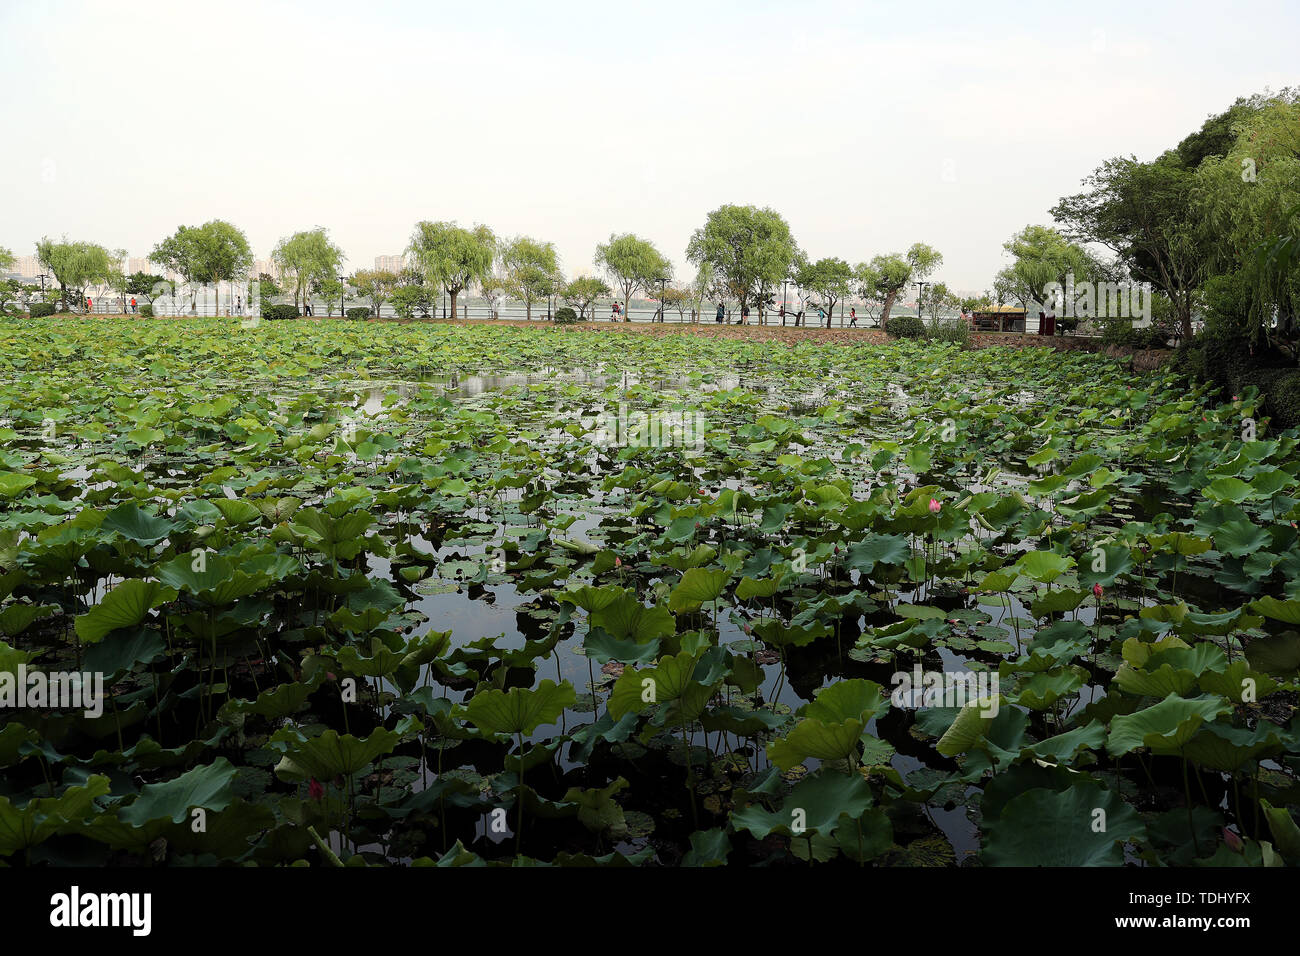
[1093,584,1104,598]
[1223,827,1243,852]
[928,499,941,514]
[309,778,325,801]
[614,556,622,568]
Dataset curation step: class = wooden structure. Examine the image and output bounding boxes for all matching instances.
[969,306,1027,333]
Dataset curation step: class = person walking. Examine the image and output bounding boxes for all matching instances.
[86,296,92,315]
[130,297,137,314]
[715,302,725,324]
[235,296,242,316]
[738,304,749,325]
[818,306,827,327]
[849,307,857,327]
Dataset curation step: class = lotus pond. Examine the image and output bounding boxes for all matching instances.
[1,317,1298,867]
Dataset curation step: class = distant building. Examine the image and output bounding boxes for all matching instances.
[10,255,41,278]
[375,254,408,273]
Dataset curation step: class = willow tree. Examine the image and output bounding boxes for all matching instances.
[594,233,672,320]
[152,220,253,315]
[863,243,942,326]
[685,205,799,321]
[502,236,560,321]
[994,225,1098,313]
[407,222,496,319]
[35,237,115,312]
[272,228,345,313]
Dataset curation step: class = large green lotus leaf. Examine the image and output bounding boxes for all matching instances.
[734,574,780,600]
[101,502,176,545]
[1214,520,1272,558]
[0,775,111,855]
[0,722,38,769]
[1012,667,1085,710]
[335,637,405,678]
[464,679,576,736]
[768,717,865,769]
[1202,476,1253,504]
[668,567,731,613]
[1106,694,1233,756]
[608,652,699,718]
[1183,721,1289,771]
[731,771,875,839]
[1145,532,1212,557]
[1024,719,1106,764]
[583,627,661,666]
[1195,661,1279,702]
[0,602,56,638]
[699,704,786,738]
[982,783,1143,866]
[752,618,829,648]
[1243,631,1300,675]
[1249,596,1300,625]
[1114,663,1197,699]
[154,552,266,605]
[556,584,623,613]
[272,724,402,781]
[845,534,910,573]
[562,776,628,836]
[1260,799,1300,864]
[1013,551,1074,584]
[119,757,238,825]
[74,579,178,644]
[1029,587,1087,617]
[1077,544,1135,588]
[681,827,732,867]
[591,594,675,643]
[802,678,889,724]
[0,473,37,498]
[936,698,1000,756]
[212,498,262,526]
[288,507,374,560]
[83,626,166,677]
[219,678,317,721]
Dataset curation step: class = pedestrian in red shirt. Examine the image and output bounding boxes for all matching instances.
[86,297,92,315]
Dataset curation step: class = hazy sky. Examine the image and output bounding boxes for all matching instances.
[2,0,1296,290]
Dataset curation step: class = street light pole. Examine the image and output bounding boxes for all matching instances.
[782,278,789,326]
[338,275,346,318]
[915,281,929,323]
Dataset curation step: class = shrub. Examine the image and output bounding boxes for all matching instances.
[30,303,55,318]
[139,304,153,318]
[884,315,925,339]
[263,304,299,321]
[931,320,971,347]
[554,306,578,325]
[346,307,371,321]
[1269,370,1300,430]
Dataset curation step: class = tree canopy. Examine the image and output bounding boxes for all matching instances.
[407,221,496,318]
[685,205,800,315]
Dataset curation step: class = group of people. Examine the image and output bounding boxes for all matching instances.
[78,296,247,315]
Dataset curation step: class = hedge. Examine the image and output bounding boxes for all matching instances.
[884,315,925,339]
[263,304,299,321]
[140,304,153,318]
[554,306,579,325]
[30,303,56,318]
[346,307,371,321]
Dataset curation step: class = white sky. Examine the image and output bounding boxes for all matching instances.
[2,0,1296,290]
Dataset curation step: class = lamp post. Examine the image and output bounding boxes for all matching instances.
[658,275,667,323]
[338,275,346,318]
[782,277,789,326]
[915,281,929,323]
[37,273,48,294]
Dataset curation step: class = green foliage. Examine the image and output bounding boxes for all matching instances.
[139,303,154,318]
[345,307,371,321]
[884,315,925,339]
[262,303,299,321]
[30,302,55,318]
[553,306,578,324]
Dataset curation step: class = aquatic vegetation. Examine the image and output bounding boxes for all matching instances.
[0,316,1297,867]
